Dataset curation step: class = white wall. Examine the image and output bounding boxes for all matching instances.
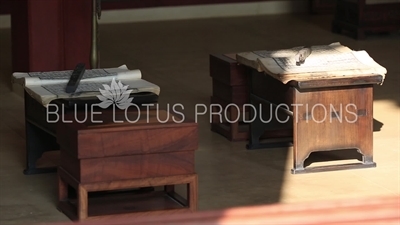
[0,0,308,29]
[98,0,308,24]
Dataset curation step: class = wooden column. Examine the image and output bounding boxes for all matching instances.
[11,0,92,72]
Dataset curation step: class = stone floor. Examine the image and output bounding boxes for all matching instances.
[0,13,399,224]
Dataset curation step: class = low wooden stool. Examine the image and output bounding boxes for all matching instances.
[56,109,198,220]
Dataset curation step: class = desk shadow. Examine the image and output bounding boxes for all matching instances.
[196,137,290,209]
[373,118,384,132]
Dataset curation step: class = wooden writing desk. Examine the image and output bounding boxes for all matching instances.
[247,69,383,174]
[23,91,158,175]
[56,109,198,220]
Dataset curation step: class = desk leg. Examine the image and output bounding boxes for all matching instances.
[246,95,267,149]
[24,121,59,175]
[77,185,88,220]
[246,94,293,150]
[291,86,376,174]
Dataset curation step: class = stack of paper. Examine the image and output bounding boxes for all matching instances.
[12,65,160,107]
[236,42,387,84]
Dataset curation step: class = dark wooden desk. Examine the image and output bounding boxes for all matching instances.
[56,109,198,220]
[247,70,383,174]
[23,91,158,175]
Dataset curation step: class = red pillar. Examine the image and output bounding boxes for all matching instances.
[11,0,92,72]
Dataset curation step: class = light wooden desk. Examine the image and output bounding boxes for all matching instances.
[246,69,383,174]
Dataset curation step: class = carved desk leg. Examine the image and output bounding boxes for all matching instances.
[291,85,376,174]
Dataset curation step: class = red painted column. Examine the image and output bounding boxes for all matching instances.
[11,0,92,72]
[62,0,93,70]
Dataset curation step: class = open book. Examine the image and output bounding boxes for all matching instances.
[12,65,160,107]
[236,42,387,84]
